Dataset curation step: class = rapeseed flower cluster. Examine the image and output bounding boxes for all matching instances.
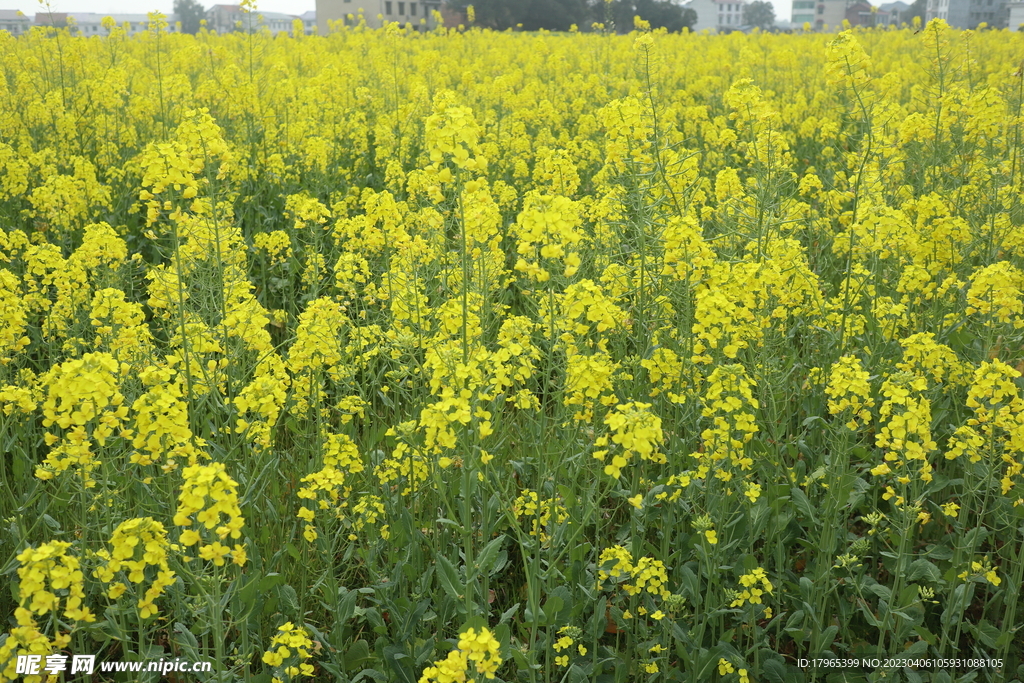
[262,622,316,681]
[174,463,247,566]
[596,546,671,600]
[551,626,585,667]
[36,353,128,486]
[419,627,502,683]
[871,372,937,486]
[592,401,665,479]
[826,355,875,430]
[729,567,774,608]
[13,542,94,627]
[692,364,759,483]
[93,517,175,618]
[512,490,568,543]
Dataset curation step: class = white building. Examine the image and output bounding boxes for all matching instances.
[1010,0,1024,27]
[62,12,180,35]
[927,0,1009,27]
[256,10,297,34]
[0,9,32,35]
[876,0,910,24]
[685,0,718,30]
[205,5,315,34]
[716,0,747,28]
[299,9,316,32]
[792,0,847,30]
[684,0,748,31]
[791,0,816,25]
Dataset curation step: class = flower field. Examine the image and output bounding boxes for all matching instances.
[1,14,1023,683]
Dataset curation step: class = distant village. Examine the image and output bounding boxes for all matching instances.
[686,0,1022,32]
[0,6,316,36]
[775,0,1022,30]
[1,0,1021,38]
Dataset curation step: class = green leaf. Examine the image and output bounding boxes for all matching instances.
[351,669,388,683]
[905,559,941,585]
[589,596,607,640]
[474,534,506,577]
[817,624,839,650]
[913,626,936,645]
[511,645,541,671]
[523,604,546,626]
[760,658,788,683]
[336,588,358,622]
[925,544,954,561]
[970,619,1001,649]
[680,565,700,605]
[791,486,819,525]
[344,640,371,672]
[542,595,564,625]
[171,622,200,660]
[382,644,416,683]
[238,576,261,611]
[499,603,519,624]
[260,573,284,591]
[866,582,891,602]
[279,584,300,614]
[435,554,464,601]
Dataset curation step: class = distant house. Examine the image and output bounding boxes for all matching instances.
[299,9,316,32]
[205,5,315,34]
[876,0,910,24]
[791,0,847,30]
[927,0,1010,27]
[256,10,298,34]
[845,1,877,25]
[206,4,242,32]
[438,4,464,26]
[684,0,717,30]
[34,11,164,34]
[790,0,816,26]
[315,0,444,32]
[34,11,68,28]
[815,0,848,29]
[684,0,748,31]
[0,9,32,35]
[63,12,180,35]
[715,0,748,29]
[1011,0,1024,27]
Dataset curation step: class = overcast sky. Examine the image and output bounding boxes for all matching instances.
[14,0,794,25]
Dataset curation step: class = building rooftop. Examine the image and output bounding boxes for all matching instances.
[67,12,159,21]
[255,11,296,19]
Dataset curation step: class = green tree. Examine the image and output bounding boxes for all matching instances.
[595,0,697,32]
[174,0,206,34]
[446,0,589,29]
[446,0,697,31]
[446,0,525,29]
[520,0,589,30]
[742,0,775,28]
